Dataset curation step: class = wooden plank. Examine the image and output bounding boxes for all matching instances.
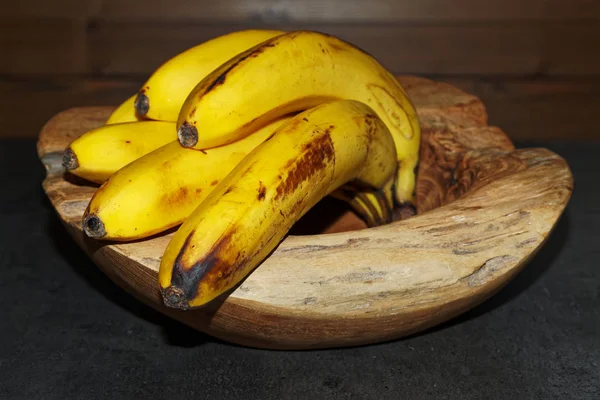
[85,23,241,77]
[86,21,600,77]
[440,77,600,141]
[3,0,598,21]
[96,0,600,22]
[2,19,597,76]
[0,18,86,75]
[0,78,139,139]
[1,76,599,141]
[543,24,600,75]
[0,0,92,19]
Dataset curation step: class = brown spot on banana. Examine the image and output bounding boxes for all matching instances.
[327,41,347,52]
[257,181,266,201]
[159,186,192,211]
[242,161,258,177]
[274,130,335,200]
[318,31,382,62]
[165,229,236,308]
[364,114,378,140]
[203,73,227,95]
[191,41,280,101]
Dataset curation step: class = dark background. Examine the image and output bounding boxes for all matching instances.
[1,0,600,141]
[1,2,599,399]
[1,140,599,399]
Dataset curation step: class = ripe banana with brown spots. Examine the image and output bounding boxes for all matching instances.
[159,100,397,309]
[176,30,420,210]
[133,29,285,121]
[81,117,292,241]
[80,116,392,241]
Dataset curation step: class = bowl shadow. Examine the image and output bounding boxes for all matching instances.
[41,190,219,347]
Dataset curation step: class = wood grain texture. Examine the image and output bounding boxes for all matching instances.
[38,77,573,349]
[0,18,86,75]
[448,77,600,141]
[85,21,600,77]
[4,0,599,21]
[6,76,600,140]
[3,19,600,76]
[0,78,135,139]
[3,1,600,141]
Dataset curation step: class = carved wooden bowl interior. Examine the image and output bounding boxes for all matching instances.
[37,76,573,350]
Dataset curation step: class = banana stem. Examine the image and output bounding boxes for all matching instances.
[134,92,150,116]
[62,148,79,170]
[178,122,199,147]
[82,214,106,238]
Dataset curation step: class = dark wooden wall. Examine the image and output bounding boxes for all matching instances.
[2,0,600,140]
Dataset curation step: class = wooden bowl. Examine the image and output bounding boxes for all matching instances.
[37,76,573,350]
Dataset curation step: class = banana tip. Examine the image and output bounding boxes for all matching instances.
[134,92,149,116]
[178,122,198,148]
[82,214,106,239]
[161,286,190,310]
[61,148,78,170]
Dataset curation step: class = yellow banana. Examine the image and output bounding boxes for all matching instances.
[176,30,420,207]
[159,100,397,309]
[81,117,292,241]
[105,95,144,125]
[134,29,285,121]
[62,121,176,184]
[80,117,393,241]
[331,180,394,228]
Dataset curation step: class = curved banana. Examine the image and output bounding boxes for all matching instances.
[134,29,285,121]
[105,95,144,125]
[159,100,397,309]
[62,121,176,184]
[81,117,292,241]
[176,30,420,207]
[81,116,393,241]
[331,180,394,228]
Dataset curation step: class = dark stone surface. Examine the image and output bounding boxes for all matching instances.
[0,140,598,399]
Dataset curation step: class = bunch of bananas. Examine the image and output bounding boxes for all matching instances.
[63,30,421,310]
